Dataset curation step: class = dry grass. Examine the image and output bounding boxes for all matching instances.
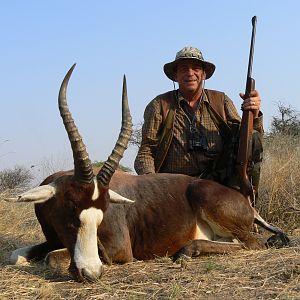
[1,195,300,299]
[259,135,300,231]
[1,134,300,299]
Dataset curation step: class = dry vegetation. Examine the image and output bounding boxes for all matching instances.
[1,135,300,299]
[259,134,300,231]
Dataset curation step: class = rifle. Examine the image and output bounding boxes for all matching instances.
[236,16,257,203]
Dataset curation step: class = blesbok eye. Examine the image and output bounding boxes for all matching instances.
[63,203,81,228]
[64,191,78,206]
[66,217,80,229]
[65,199,78,213]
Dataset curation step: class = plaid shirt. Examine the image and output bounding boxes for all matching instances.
[134,89,263,176]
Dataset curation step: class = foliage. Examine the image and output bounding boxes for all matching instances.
[269,102,300,136]
[0,165,33,193]
[129,121,143,148]
[92,160,132,173]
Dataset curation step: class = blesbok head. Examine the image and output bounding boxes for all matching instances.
[8,64,133,281]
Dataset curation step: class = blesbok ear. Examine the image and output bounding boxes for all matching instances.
[108,189,135,204]
[5,185,56,204]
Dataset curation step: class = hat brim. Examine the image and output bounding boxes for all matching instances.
[163,58,215,81]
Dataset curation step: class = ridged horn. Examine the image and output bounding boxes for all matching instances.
[58,64,94,184]
[97,75,132,187]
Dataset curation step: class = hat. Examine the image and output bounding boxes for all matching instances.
[163,47,216,81]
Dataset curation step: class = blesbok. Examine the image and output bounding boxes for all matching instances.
[8,65,289,282]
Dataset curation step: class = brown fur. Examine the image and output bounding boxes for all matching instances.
[33,169,266,268]
[35,171,110,261]
[186,180,265,248]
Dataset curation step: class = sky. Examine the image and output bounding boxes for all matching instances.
[1,1,300,179]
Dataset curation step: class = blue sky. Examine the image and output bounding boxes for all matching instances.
[1,1,300,176]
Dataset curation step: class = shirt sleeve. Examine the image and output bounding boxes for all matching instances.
[134,98,163,175]
[253,112,264,134]
[224,94,264,134]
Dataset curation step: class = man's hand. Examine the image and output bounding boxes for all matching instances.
[239,90,261,118]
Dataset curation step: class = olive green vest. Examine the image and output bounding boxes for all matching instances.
[154,89,230,172]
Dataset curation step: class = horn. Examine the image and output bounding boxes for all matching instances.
[97,75,132,187]
[58,64,94,184]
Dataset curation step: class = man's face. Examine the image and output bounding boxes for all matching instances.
[175,59,206,94]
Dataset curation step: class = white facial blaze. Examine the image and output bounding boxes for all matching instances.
[74,207,103,275]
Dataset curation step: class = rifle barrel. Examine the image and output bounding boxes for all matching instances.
[246,16,257,83]
[237,16,258,199]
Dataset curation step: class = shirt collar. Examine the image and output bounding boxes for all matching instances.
[176,89,209,106]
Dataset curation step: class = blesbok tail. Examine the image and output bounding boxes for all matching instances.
[253,209,290,247]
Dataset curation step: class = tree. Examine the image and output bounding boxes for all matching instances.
[129,121,143,148]
[0,165,33,193]
[92,161,132,173]
[269,102,300,136]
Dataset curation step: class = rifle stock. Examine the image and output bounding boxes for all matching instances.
[236,16,257,200]
[236,78,255,197]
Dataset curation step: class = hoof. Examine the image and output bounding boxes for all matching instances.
[266,232,290,248]
[45,248,70,269]
[172,252,191,263]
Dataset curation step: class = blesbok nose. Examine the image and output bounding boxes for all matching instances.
[81,264,104,282]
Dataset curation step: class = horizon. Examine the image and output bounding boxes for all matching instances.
[1,1,300,177]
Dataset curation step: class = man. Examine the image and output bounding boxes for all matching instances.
[134,47,263,189]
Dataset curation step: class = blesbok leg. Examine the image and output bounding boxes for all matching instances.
[187,180,266,249]
[173,239,243,261]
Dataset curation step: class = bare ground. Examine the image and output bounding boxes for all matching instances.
[1,200,300,299]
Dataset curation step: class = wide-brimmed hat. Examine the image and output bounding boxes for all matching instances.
[163,47,216,81]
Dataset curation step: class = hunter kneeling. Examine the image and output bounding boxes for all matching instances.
[134,46,263,198]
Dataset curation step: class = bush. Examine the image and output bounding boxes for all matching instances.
[269,103,300,136]
[129,121,143,148]
[92,160,132,173]
[0,165,33,193]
